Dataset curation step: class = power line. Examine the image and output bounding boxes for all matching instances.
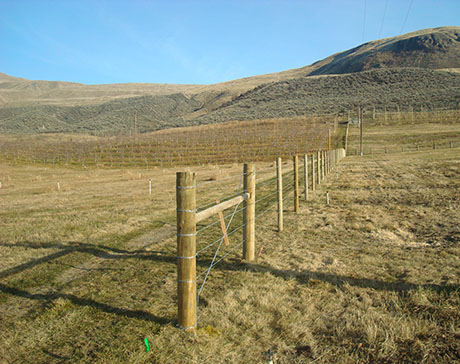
[400,0,414,35]
[378,0,389,39]
[362,0,367,43]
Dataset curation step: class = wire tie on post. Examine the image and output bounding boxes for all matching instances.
[176,209,196,213]
[176,185,197,190]
[177,255,196,259]
[177,279,196,283]
[177,233,196,237]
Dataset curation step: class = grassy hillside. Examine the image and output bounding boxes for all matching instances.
[1,27,460,134]
[193,68,460,124]
[2,67,458,135]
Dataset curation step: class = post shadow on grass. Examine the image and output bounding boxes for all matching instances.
[3,240,458,296]
[41,349,70,361]
[0,240,176,279]
[222,263,460,295]
[0,283,171,325]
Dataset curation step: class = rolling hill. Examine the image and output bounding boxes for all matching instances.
[1,26,460,134]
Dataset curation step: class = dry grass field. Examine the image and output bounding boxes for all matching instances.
[0,119,459,363]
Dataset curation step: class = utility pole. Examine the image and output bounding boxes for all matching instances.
[134,112,137,137]
[359,106,363,156]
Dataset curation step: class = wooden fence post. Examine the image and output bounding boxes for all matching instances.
[176,172,197,331]
[293,155,299,213]
[316,151,321,185]
[322,151,326,179]
[243,163,255,261]
[311,154,316,191]
[276,158,283,232]
[303,154,309,201]
[344,122,349,152]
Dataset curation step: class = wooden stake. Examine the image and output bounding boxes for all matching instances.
[276,158,283,232]
[176,172,196,331]
[149,179,152,195]
[328,129,331,150]
[293,155,299,213]
[57,182,60,191]
[303,154,308,201]
[243,163,255,261]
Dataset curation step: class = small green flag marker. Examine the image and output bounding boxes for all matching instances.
[144,337,150,352]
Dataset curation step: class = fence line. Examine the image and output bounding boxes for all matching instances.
[175,148,346,330]
[346,140,459,157]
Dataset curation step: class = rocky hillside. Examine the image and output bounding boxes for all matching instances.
[310,26,460,75]
[1,26,459,134]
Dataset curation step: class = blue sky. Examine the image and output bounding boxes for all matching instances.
[1,0,459,85]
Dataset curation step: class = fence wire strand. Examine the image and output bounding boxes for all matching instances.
[255,189,278,204]
[196,171,247,188]
[256,175,277,187]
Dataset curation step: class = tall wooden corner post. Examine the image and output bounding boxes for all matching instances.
[176,172,197,331]
[243,163,255,261]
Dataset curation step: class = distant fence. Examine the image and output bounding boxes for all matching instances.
[347,140,459,156]
[175,148,346,330]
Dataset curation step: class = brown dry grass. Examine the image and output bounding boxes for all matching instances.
[0,121,459,363]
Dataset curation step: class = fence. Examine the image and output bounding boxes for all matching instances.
[175,148,346,330]
[347,140,459,156]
